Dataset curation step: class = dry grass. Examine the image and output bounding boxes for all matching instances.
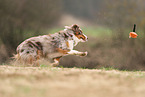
[0,65,145,97]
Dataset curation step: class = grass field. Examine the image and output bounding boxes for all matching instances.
[0,65,145,97]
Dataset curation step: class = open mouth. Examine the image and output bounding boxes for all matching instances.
[80,37,84,40]
[80,37,88,42]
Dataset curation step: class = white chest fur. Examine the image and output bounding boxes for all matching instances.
[67,35,81,50]
[68,40,74,50]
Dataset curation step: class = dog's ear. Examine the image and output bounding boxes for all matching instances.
[71,24,79,31]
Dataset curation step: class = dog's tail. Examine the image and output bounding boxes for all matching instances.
[12,53,21,61]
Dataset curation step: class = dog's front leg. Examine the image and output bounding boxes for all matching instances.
[67,50,88,56]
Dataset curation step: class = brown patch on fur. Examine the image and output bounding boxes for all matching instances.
[36,50,41,60]
[36,50,43,59]
[28,55,33,64]
[55,56,62,62]
[56,48,69,54]
[75,34,86,40]
[66,41,69,48]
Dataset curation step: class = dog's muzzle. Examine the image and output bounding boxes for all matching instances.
[81,34,88,42]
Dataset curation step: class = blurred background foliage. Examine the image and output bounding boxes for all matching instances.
[0,0,145,70]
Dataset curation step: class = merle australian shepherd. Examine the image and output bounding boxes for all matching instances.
[15,24,88,66]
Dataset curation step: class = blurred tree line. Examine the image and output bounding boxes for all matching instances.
[0,0,62,62]
[62,0,102,19]
[0,0,102,63]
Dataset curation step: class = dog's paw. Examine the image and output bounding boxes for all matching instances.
[80,51,88,56]
[50,62,59,67]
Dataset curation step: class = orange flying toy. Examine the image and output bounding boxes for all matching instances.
[129,24,138,38]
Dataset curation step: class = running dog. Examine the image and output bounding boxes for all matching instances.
[15,24,88,66]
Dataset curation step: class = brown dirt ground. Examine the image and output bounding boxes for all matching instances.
[0,65,145,97]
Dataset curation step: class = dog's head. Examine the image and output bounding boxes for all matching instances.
[65,24,88,42]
